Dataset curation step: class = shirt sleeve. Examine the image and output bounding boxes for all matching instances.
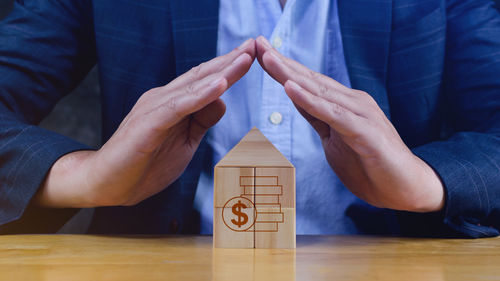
[410,0,500,238]
[0,0,96,233]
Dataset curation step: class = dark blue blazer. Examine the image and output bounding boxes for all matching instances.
[0,0,499,237]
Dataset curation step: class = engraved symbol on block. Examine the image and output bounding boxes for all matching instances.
[221,175,285,232]
[222,197,256,231]
[248,176,284,233]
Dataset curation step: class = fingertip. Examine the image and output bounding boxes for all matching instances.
[195,98,227,130]
[256,36,268,62]
[248,38,257,60]
[233,52,253,66]
[231,53,254,77]
[223,53,254,87]
[237,38,257,59]
[213,98,227,117]
[210,76,224,88]
[218,77,229,93]
[284,80,302,92]
[236,38,252,51]
[284,80,298,99]
[284,80,306,103]
[208,76,228,98]
[256,36,272,50]
[241,52,254,64]
[261,50,283,75]
[260,51,273,69]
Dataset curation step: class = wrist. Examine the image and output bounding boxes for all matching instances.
[33,150,98,208]
[407,155,445,213]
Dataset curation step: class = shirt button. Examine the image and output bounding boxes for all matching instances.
[269,112,283,125]
[273,37,283,48]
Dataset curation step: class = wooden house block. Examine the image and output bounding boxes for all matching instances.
[213,127,296,249]
[213,207,255,248]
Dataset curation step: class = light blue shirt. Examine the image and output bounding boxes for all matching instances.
[194,0,355,234]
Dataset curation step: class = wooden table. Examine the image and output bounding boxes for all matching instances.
[0,235,499,280]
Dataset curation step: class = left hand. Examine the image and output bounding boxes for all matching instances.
[256,36,445,212]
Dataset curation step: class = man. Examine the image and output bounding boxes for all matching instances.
[0,0,499,237]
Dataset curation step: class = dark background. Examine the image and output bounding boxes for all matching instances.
[1,1,500,233]
[0,0,101,233]
[0,0,101,148]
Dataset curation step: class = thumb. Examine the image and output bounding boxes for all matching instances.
[189,98,226,143]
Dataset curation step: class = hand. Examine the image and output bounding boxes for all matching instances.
[256,36,444,212]
[35,39,256,208]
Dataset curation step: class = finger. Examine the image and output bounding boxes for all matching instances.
[260,46,366,116]
[169,52,253,115]
[257,36,350,94]
[256,36,356,102]
[294,104,330,140]
[189,98,226,144]
[153,53,253,128]
[284,80,365,138]
[255,36,272,68]
[163,38,255,92]
[219,52,255,87]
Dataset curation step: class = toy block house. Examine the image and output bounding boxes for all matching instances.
[213,127,296,249]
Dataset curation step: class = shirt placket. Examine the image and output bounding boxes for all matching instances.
[259,0,294,160]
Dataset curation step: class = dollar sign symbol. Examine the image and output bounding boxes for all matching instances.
[231,200,248,228]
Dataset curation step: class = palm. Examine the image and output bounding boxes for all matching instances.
[255,36,444,212]
[66,39,255,208]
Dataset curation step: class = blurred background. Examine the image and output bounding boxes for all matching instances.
[0,0,101,233]
[1,0,500,233]
[0,0,102,148]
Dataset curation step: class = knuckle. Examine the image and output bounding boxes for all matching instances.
[184,82,197,97]
[145,87,160,95]
[353,90,378,108]
[308,69,319,79]
[165,96,186,119]
[318,84,330,98]
[190,63,203,79]
[330,103,345,116]
[352,89,367,97]
[365,94,377,105]
[136,87,159,104]
[355,90,373,101]
[165,96,177,110]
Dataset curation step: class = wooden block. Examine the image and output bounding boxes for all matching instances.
[216,127,294,168]
[255,208,295,249]
[213,127,295,249]
[255,167,295,208]
[214,167,254,208]
[213,207,255,248]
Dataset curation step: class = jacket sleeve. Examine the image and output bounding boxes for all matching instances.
[0,0,96,233]
[410,0,500,238]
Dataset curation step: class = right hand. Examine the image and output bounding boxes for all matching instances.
[35,39,256,208]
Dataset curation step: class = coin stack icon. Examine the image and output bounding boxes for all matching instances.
[239,175,284,232]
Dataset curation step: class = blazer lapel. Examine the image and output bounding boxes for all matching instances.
[169,0,220,76]
[338,0,393,117]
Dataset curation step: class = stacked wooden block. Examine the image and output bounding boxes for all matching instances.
[213,127,296,249]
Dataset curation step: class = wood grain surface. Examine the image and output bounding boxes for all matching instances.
[0,235,499,281]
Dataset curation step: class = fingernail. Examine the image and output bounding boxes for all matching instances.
[269,51,283,63]
[259,36,272,49]
[210,77,224,88]
[237,38,252,50]
[231,53,248,65]
[287,80,302,91]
